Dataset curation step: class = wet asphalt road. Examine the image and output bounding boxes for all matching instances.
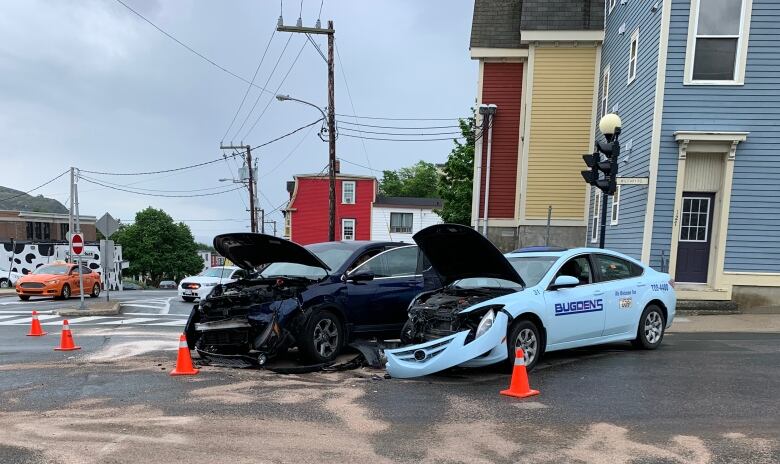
[0,304,778,463]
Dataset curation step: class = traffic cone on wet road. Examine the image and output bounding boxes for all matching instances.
[54,320,81,351]
[26,311,47,337]
[500,348,539,398]
[170,334,199,376]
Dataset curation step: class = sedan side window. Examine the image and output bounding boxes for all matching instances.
[353,246,418,278]
[593,254,638,282]
[555,256,593,286]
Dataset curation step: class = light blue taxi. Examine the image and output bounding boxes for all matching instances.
[385,224,676,378]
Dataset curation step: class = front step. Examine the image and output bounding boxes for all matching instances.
[677,299,739,315]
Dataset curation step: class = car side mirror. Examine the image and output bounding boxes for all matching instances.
[347,271,375,282]
[550,275,579,290]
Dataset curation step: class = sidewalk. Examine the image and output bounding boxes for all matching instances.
[670,314,780,333]
[0,288,16,298]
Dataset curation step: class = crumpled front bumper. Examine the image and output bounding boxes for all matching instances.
[385,312,509,378]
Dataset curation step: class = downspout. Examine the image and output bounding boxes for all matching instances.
[473,107,487,229]
[481,104,497,236]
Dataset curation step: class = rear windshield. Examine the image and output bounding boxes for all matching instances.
[507,256,558,287]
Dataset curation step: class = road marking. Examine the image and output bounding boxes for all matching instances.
[0,315,60,325]
[676,318,690,322]
[123,312,188,318]
[58,316,112,324]
[97,318,159,325]
[0,315,24,321]
[148,320,186,326]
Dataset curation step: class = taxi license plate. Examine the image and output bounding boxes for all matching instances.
[183,290,194,296]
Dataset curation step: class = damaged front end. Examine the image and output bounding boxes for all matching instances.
[185,277,311,363]
[386,287,515,378]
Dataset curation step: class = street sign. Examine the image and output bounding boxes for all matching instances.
[96,213,120,238]
[71,233,84,256]
[616,177,649,185]
[100,239,115,302]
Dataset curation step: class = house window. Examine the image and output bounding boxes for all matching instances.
[283,213,291,239]
[611,185,621,225]
[687,0,749,83]
[389,212,413,234]
[601,66,610,118]
[60,223,69,240]
[608,0,616,14]
[591,190,602,243]
[341,181,355,204]
[627,29,639,84]
[341,219,356,240]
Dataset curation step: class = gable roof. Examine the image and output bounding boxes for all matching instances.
[374,196,443,209]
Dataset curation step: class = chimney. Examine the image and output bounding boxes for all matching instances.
[286,181,295,196]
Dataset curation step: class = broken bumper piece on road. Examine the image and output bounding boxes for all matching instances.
[385,312,509,378]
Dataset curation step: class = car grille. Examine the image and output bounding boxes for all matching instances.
[20,282,45,289]
[201,329,250,347]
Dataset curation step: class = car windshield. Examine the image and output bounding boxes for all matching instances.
[261,243,355,279]
[452,278,523,289]
[507,256,559,287]
[33,264,70,275]
[199,268,232,278]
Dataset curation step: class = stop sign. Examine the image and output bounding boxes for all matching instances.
[71,233,84,255]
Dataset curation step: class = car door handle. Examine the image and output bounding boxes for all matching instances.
[593,291,605,296]
[636,284,647,287]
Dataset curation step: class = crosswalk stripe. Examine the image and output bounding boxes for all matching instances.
[0,315,23,321]
[97,317,159,325]
[148,320,186,326]
[0,315,60,325]
[54,316,112,325]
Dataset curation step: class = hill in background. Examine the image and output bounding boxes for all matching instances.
[0,186,68,213]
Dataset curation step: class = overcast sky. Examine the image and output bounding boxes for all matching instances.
[0,0,476,244]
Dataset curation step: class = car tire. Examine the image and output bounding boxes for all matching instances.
[299,310,343,364]
[90,283,101,298]
[0,278,10,289]
[633,304,666,350]
[182,296,195,302]
[59,284,71,300]
[18,295,30,301]
[507,319,542,372]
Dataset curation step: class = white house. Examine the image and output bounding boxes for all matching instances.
[371,196,443,243]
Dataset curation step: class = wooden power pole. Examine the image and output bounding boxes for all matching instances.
[220,144,257,233]
[278,20,336,241]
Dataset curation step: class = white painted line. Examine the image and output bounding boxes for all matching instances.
[675,318,690,323]
[123,312,188,318]
[120,304,166,310]
[0,315,61,325]
[97,318,159,325]
[148,320,186,326]
[0,315,24,321]
[61,316,113,324]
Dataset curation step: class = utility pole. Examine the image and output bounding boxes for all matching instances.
[220,144,258,233]
[68,167,74,261]
[73,169,86,310]
[278,20,337,241]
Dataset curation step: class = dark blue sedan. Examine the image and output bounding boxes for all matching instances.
[185,233,426,363]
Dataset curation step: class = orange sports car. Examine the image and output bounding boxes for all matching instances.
[15,262,102,301]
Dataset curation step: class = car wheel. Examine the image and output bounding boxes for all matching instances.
[300,310,343,363]
[0,278,9,289]
[60,284,71,300]
[507,319,542,372]
[90,283,101,298]
[18,295,30,301]
[633,304,666,349]
[182,296,195,302]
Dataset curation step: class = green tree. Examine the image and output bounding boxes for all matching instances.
[378,161,440,198]
[112,207,204,284]
[437,116,476,225]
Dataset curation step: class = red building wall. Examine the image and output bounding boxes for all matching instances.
[289,176,375,245]
[478,62,523,219]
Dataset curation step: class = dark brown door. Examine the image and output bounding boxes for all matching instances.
[675,193,715,283]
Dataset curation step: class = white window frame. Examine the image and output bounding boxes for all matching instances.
[601,65,610,118]
[591,190,602,243]
[627,28,639,84]
[679,196,711,243]
[341,218,356,241]
[341,181,355,204]
[684,0,752,86]
[608,0,616,14]
[611,185,621,225]
[389,212,414,234]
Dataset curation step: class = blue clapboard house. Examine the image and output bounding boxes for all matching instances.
[591,0,779,308]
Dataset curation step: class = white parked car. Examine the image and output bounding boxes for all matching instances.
[0,268,22,289]
[178,266,248,302]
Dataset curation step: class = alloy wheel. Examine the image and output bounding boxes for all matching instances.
[515,328,538,365]
[644,311,663,344]
[0,279,9,289]
[62,285,70,299]
[313,318,339,358]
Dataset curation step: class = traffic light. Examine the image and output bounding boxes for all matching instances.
[581,140,619,195]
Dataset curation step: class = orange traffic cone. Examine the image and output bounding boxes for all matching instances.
[170,334,199,376]
[500,348,539,398]
[26,310,47,337]
[54,320,81,351]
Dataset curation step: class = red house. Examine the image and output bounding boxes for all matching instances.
[284,172,376,245]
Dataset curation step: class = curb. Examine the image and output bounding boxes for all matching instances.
[678,309,741,316]
[57,302,121,317]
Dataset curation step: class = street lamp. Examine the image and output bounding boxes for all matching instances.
[599,113,622,140]
[276,93,337,242]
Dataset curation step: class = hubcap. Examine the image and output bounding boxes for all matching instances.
[63,286,70,298]
[94,285,100,296]
[514,328,538,364]
[644,311,663,344]
[313,318,339,358]
[0,280,8,288]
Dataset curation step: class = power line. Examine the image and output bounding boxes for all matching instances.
[0,170,69,203]
[78,175,238,193]
[231,33,294,141]
[80,177,245,198]
[81,152,244,176]
[340,133,463,142]
[113,0,273,96]
[337,157,382,173]
[254,118,323,148]
[260,122,317,178]
[338,127,462,137]
[336,120,460,130]
[242,38,308,140]
[306,34,327,63]
[334,113,465,121]
[221,28,277,142]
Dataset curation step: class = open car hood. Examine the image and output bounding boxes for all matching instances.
[213,233,330,271]
[413,224,525,287]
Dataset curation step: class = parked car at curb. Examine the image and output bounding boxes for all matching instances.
[15,262,102,301]
[185,233,426,364]
[385,224,677,378]
[0,267,22,289]
[159,280,177,289]
[122,280,143,291]
[178,266,245,302]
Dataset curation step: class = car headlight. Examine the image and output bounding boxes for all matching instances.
[475,309,496,339]
[47,280,60,285]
